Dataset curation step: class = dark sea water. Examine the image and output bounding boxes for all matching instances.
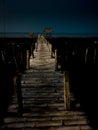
[0,32,98,38]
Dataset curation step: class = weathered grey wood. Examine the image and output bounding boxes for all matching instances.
[55,49,58,71]
[63,71,70,110]
[85,48,88,63]
[50,43,53,58]
[13,74,23,116]
[26,50,30,70]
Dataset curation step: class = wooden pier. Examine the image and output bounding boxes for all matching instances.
[0,36,93,130]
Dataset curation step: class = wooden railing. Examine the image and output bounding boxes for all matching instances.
[0,37,37,123]
[46,36,98,128]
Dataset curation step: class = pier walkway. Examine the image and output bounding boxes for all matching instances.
[1,36,93,130]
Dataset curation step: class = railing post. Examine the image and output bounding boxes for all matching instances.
[85,47,88,63]
[26,50,30,70]
[50,44,53,58]
[13,73,23,116]
[55,49,58,71]
[94,41,97,64]
[63,71,70,110]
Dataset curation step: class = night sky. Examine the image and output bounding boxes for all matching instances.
[0,0,98,36]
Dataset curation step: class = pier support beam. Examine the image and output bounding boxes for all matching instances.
[63,71,70,110]
[26,50,30,70]
[13,74,23,116]
[55,49,58,71]
[49,44,53,58]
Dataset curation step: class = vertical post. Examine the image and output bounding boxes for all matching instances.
[85,47,88,63]
[50,44,53,58]
[26,50,30,69]
[13,74,23,116]
[1,50,5,62]
[63,71,70,110]
[31,43,34,58]
[94,41,97,64]
[94,48,97,64]
[47,42,50,51]
[55,49,58,71]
